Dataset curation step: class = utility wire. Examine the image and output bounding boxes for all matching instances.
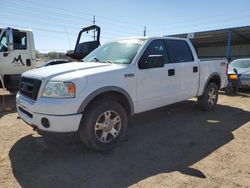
[2,0,144,28]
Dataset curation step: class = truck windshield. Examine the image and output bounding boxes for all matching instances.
[83,39,145,64]
[229,59,250,68]
[0,31,8,52]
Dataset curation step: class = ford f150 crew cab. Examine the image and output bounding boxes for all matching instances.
[16,37,228,151]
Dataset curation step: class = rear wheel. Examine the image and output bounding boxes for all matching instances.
[198,82,218,111]
[79,99,127,151]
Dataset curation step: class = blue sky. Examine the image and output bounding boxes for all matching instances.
[1,0,250,53]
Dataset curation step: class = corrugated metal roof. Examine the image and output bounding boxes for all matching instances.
[167,25,250,47]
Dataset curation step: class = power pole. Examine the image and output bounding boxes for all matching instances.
[143,26,147,37]
[93,15,96,40]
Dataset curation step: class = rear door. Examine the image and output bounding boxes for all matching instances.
[165,39,199,100]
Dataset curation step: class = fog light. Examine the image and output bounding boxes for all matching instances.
[41,118,50,128]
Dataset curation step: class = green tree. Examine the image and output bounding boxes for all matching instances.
[48,51,59,59]
[35,50,40,59]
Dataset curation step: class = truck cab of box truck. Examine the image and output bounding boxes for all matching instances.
[0,28,36,90]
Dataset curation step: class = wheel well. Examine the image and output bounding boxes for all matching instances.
[208,75,221,89]
[84,91,133,116]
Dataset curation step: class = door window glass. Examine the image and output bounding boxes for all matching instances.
[139,39,169,64]
[13,31,27,50]
[165,39,194,63]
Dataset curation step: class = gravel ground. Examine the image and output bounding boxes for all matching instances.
[0,91,250,188]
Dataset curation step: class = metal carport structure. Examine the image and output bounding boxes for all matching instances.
[168,26,250,61]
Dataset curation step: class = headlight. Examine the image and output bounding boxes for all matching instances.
[42,81,75,98]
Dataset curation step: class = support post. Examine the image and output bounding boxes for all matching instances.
[93,15,96,40]
[226,30,232,61]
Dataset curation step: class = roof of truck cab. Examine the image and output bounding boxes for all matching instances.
[111,36,189,41]
[5,27,32,32]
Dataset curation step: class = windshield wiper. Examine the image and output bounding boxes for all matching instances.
[94,58,113,64]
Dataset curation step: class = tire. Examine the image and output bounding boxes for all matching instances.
[198,82,218,111]
[79,99,127,151]
[232,85,238,94]
[225,86,233,95]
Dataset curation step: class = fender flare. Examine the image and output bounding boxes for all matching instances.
[77,86,134,115]
[201,72,221,95]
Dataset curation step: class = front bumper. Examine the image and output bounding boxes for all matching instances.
[228,78,250,89]
[16,93,82,133]
[239,78,250,88]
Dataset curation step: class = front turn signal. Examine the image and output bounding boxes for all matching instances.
[229,74,237,80]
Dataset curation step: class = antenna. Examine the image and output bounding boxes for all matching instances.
[143,26,147,36]
[63,27,71,50]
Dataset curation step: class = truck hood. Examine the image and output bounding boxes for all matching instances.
[228,67,250,75]
[22,62,114,80]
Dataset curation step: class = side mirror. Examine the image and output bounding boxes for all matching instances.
[233,68,238,74]
[139,55,165,69]
[7,43,14,51]
[6,28,14,51]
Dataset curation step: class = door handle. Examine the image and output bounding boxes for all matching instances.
[26,59,31,66]
[168,69,175,76]
[193,66,198,73]
[3,52,8,57]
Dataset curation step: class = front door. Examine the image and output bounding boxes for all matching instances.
[0,31,31,77]
[136,39,177,113]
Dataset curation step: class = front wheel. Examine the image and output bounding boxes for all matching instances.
[198,82,218,111]
[79,99,127,151]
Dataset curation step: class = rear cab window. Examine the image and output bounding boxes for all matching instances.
[165,39,194,63]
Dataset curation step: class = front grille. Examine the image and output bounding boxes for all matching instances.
[19,77,42,100]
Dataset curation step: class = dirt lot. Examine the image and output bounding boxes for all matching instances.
[0,91,250,188]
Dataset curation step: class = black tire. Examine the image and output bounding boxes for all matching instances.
[232,85,238,94]
[225,86,233,95]
[79,99,127,151]
[198,82,218,111]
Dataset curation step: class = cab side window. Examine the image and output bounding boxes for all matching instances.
[139,39,169,65]
[13,31,27,50]
[165,39,194,63]
[0,32,8,52]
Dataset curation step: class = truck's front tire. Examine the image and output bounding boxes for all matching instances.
[198,82,218,111]
[79,99,127,151]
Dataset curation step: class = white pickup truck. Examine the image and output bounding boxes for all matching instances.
[16,37,228,151]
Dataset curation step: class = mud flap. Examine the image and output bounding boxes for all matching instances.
[0,75,5,89]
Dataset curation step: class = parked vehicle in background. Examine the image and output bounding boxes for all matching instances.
[36,59,72,68]
[0,25,99,90]
[227,58,250,89]
[16,36,228,151]
[0,27,36,90]
[66,25,101,60]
